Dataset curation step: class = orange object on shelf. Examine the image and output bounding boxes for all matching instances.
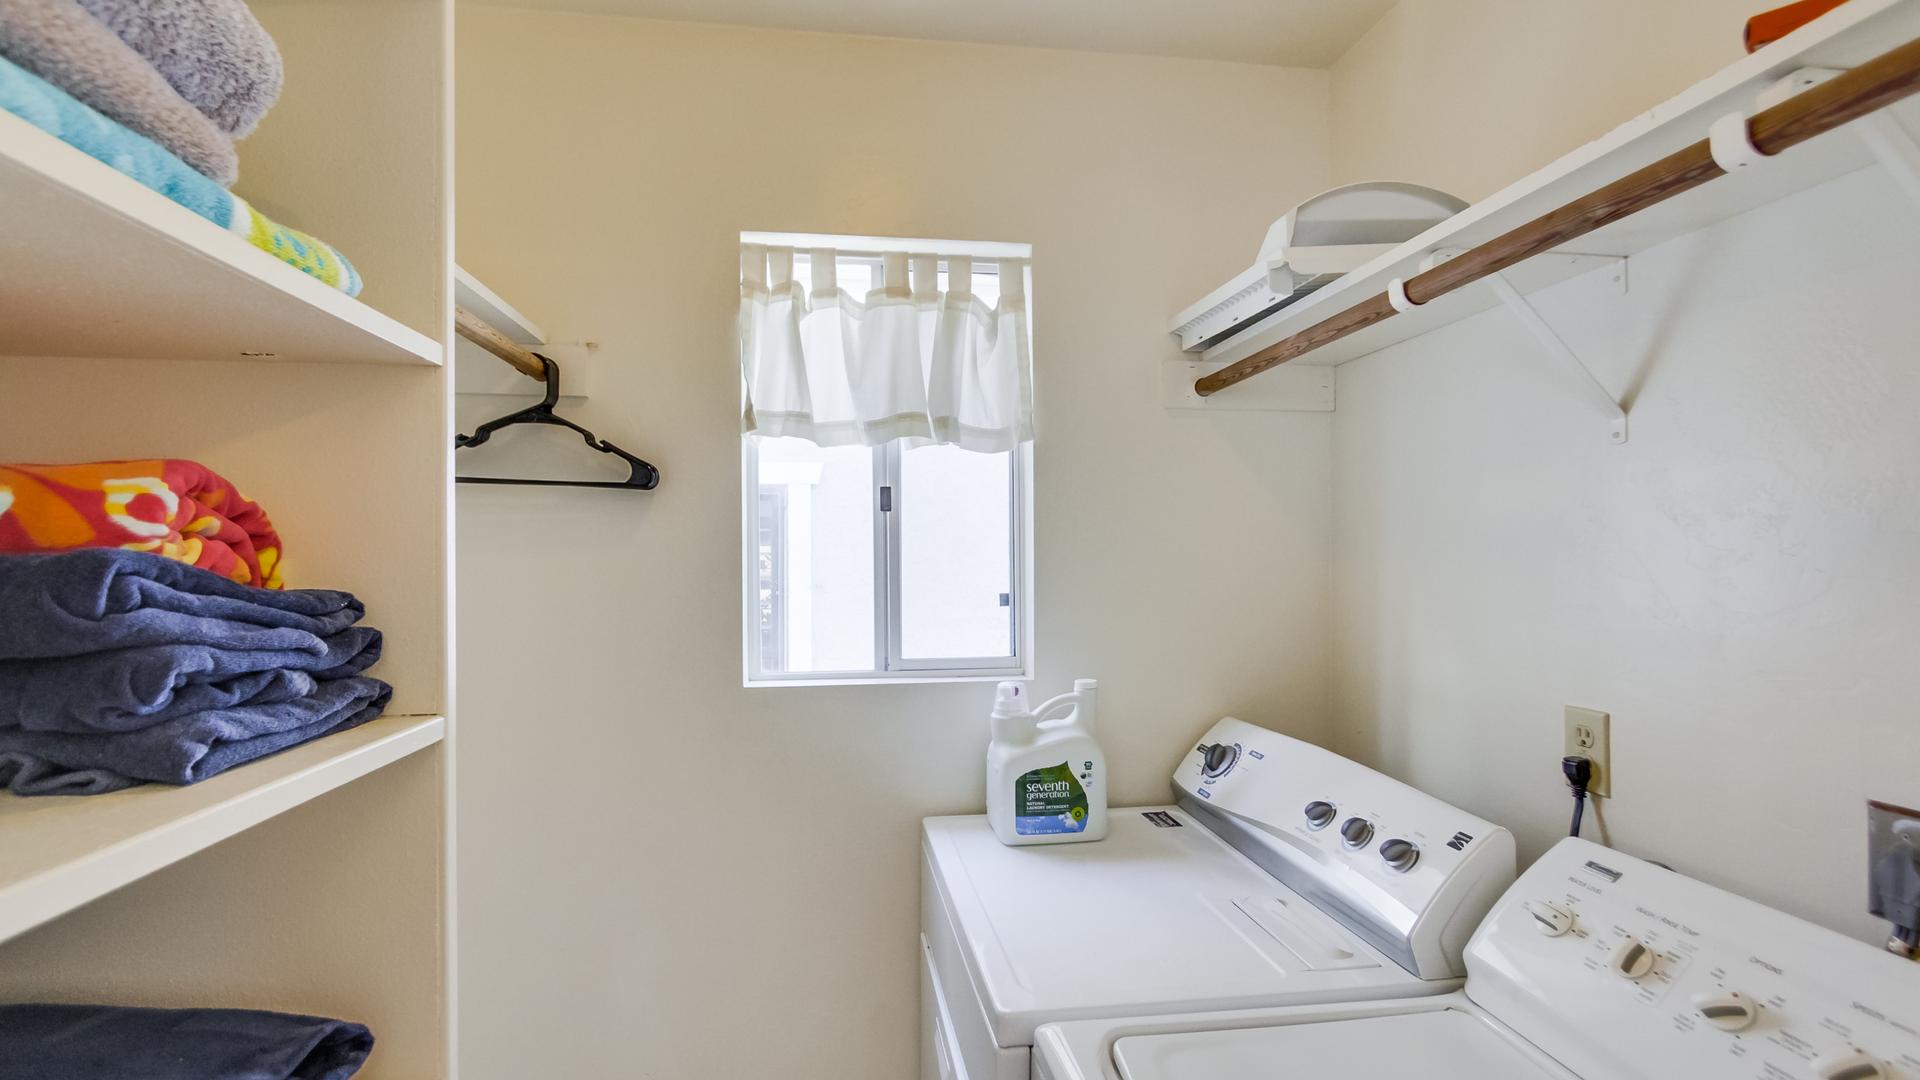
[1746,0,1851,52]
[0,460,284,588]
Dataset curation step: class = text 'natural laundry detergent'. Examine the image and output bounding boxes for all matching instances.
[986,678,1107,846]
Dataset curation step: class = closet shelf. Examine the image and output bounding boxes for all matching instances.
[0,713,445,945]
[0,110,442,368]
[455,266,545,347]
[1183,0,1920,379]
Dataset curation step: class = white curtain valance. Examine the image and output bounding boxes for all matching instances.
[739,244,1034,453]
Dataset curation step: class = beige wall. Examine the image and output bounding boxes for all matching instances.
[1330,0,1759,199]
[1327,4,1920,941]
[453,11,1333,1079]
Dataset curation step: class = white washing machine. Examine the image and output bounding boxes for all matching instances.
[1033,836,1920,1080]
[921,717,1519,1080]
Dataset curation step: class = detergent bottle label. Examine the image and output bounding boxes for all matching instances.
[1014,762,1090,835]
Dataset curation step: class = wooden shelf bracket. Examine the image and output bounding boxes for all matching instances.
[1487,270,1630,445]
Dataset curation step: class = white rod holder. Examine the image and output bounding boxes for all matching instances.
[1488,271,1628,445]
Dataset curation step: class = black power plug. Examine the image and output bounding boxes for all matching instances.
[1563,755,1593,838]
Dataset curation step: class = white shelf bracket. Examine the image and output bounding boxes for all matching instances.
[1757,66,1920,214]
[1487,271,1628,444]
[1856,111,1920,214]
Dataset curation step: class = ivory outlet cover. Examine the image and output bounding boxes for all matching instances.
[1564,707,1611,799]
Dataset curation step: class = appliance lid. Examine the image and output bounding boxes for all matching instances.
[1174,717,1516,981]
[1112,1009,1558,1080]
[924,808,1430,1046]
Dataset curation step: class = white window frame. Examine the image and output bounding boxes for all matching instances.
[741,438,1034,687]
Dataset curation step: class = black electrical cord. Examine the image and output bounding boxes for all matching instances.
[1563,755,1593,838]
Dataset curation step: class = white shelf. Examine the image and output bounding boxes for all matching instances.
[456,265,546,345]
[1190,0,1920,376]
[0,713,445,945]
[0,110,443,367]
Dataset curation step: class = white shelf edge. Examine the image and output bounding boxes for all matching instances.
[0,110,443,368]
[1185,0,1920,371]
[0,713,446,945]
[454,265,546,346]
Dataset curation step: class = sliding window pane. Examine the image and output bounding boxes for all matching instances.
[753,437,875,673]
[897,445,1015,660]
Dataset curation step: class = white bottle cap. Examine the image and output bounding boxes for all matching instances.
[991,681,1028,718]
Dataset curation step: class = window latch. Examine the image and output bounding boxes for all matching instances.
[879,485,893,512]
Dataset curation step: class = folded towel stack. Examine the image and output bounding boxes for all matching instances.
[0,0,364,296]
[0,549,391,796]
[0,0,240,184]
[0,1003,374,1080]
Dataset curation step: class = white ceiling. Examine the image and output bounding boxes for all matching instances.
[469,0,1399,67]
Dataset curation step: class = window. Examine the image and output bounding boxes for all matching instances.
[740,238,1033,684]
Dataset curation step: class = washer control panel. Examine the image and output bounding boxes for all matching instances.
[1466,838,1920,1080]
[1173,716,1516,980]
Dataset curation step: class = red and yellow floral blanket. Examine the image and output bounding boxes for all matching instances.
[0,460,284,588]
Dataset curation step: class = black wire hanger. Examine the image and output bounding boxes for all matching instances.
[455,353,660,490]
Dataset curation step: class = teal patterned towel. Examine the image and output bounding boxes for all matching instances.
[0,52,362,296]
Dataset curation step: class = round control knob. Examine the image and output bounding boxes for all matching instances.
[1524,900,1575,937]
[1303,800,1337,830]
[1379,838,1420,872]
[1197,743,1239,778]
[1339,816,1375,849]
[1809,1049,1884,1080]
[1690,991,1758,1033]
[1610,936,1657,981]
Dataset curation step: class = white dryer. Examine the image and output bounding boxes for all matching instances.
[1033,837,1920,1080]
[921,717,1519,1080]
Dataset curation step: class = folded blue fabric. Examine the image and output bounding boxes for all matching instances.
[0,52,365,295]
[0,626,381,733]
[0,550,363,661]
[0,1003,373,1080]
[0,675,391,795]
[0,49,227,221]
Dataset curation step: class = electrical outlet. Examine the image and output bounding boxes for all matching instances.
[1564,707,1611,798]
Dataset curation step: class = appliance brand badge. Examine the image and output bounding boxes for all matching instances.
[1446,831,1473,851]
[1583,860,1623,883]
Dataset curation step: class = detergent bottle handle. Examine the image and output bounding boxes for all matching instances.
[1032,692,1081,729]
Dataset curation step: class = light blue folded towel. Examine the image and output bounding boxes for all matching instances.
[0,52,362,295]
[0,675,392,795]
[0,625,382,733]
[0,47,224,219]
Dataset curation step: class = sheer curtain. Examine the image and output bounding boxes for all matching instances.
[739,244,1034,452]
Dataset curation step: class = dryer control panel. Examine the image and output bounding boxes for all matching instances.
[1172,717,1516,981]
[1467,838,1920,1080]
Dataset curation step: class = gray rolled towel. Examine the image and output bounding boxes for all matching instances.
[0,0,237,184]
[75,0,282,139]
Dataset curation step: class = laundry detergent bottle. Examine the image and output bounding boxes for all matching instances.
[986,679,1107,846]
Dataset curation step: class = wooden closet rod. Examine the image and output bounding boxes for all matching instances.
[455,306,547,382]
[1196,34,1920,397]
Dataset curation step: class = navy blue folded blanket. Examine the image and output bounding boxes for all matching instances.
[0,549,363,661]
[0,626,382,733]
[0,1003,374,1080]
[0,676,392,796]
